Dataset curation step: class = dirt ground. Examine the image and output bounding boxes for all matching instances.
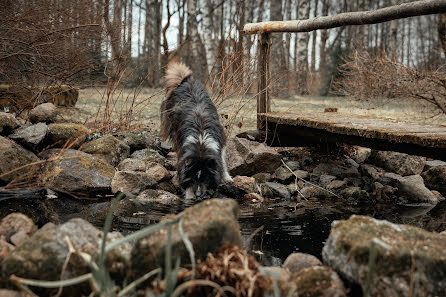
[76,88,446,136]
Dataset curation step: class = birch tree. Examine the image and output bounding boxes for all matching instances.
[202,0,217,75]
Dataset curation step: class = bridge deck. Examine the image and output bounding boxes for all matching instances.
[259,112,446,160]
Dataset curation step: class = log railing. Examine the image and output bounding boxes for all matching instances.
[243,0,446,130]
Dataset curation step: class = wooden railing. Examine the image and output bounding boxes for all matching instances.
[242,0,446,130]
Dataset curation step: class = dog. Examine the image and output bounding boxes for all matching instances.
[160,63,232,200]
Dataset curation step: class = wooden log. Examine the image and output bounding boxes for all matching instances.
[244,0,446,34]
[257,33,271,131]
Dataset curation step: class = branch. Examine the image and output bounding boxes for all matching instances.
[243,0,446,34]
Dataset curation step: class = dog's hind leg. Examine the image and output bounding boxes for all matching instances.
[221,146,233,183]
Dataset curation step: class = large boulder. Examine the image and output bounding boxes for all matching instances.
[322,215,446,297]
[422,165,446,197]
[370,150,426,176]
[379,173,438,204]
[0,136,39,184]
[81,135,130,166]
[225,137,281,176]
[29,103,58,124]
[46,123,88,148]
[0,112,20,135]
[9,123,47,151]
[114,130,158,153]
[40,149,115,193]
[1,218,131,296]
[130,199,241,279]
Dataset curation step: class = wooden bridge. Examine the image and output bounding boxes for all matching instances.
[243,0,446,160]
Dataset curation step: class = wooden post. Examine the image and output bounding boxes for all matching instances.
[257,32,271,131]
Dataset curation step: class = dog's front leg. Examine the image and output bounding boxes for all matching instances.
[221,146,233,183]
[184,187,195,201]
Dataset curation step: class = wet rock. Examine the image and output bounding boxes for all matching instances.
[0,213,37,243]
[319,175,336,186]
[359,163,384,180]
[340,187,371,203]
[289,266,347,297]
[225,137,281,176]
[130,199,241,278]
[1,218,131,296]
[262,182,291,200]
[381,173,439,204]
[9,123,47,150]
[322,215,446,297]
[41,149,115,193]
[283,252,322,273]
[46,123,88,148]
[274,166,294,183]
[0,112,20,135]
[346,146,371,164]
[0,136,39,184]
[117,158,146,172]
[131,148,170,169]
[81,135,130,166]
[111,170,156,195]
[145,162,170,182]
[371,150,426,176]
[252,172,271,183]
[300,186,337,200]
[114,130,158,153]
[232,175,256,193]
[0,240,15,262]
[424,160,446,170]
[29,103,58,124]
[244,192,264,202]
[422,165,446,196]
[135,189,181,205]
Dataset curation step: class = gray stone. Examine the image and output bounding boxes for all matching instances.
[135,189,181,205]
[41,149,115,193]
[381,173,439,204]
[359,163,384,180]
[346,146,371,164]
[0,136,39,184]
[1,218,131,296]
[111,170,156,195]
[424,160,446,170]
[313,162,359,179]
[263,182,291,200]
[371,150,426,176]
[283,252,322,273]
[322,215,446,297]
[131,148,170,169]
[422,165,446,196]
[117,158,146,172]
[300,186,337,200]
[46,123,88,148]
[114,130,158,152]
[274,166,294,183]
[130,199,241,279]
[285,160,300,171]
[340,187,371,203]
[326,180,348,191]
[81,135,130,166]
[9,123,47,149]
[0,112,20,135]
[319,175,336,186]
[29,103,58,124]
[225,137,281,176]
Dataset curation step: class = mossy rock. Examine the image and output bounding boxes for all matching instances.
[46,123,88,148]
[81,135,130,166]
[0,112,20,135]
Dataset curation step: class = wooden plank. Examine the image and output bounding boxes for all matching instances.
[244,0,446,34]
[257,33,271,131]
[260,112,446,160]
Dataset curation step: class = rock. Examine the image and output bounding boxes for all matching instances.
[319,175,336,186]
[340,187,371,203]
[283,252,322,273]
[252,172,271,183]
[131,148,170,169]
[289,266,347,297]
[130,199,241,278]
[10,231,29,246]
[29,103,58,124]
[380,173,439,204]
[313,162,359,179]
[2,218,131,296]
[260,266,290,282]
[300,186,337,200]
[46,123,88,148]
[145,162,170,182]
[9,123,47,150]
[0,112,20,135]
[326,180,348,191]
[158,181,179,194]
[244,192,264,202]
[0,240,15,262]
[41,149,115,193]
[166,152,178,168]
[0,136,39,184]
[274,166,294,183]
[81,135,130,166]
[225,137,281,176]
[0,213,37,243]
[114,130,158,153]
[293,169,309,180]
[262,182,291,200]
[359,163,383,180]
[285,160,300,171]
[322,215,446,297]
[111,170,156,195]
[424,160,446,170]
[346,146,371,164]
[135,189,181,205]
[371,150,426,176]
[232,175,256,193]
[53,107,82,123]
[117,158,146,172]
[422,165,446,196]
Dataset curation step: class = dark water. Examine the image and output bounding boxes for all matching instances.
[1,193,445,267]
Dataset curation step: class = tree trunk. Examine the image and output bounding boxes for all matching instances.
[438,13,446,57]
[270,0,286,95]
[202,0,217,76]
[319,0,329,65]
[388,0,398,58]
[296,0,310,92]
[310,0,318,72]
[186,0,206,81]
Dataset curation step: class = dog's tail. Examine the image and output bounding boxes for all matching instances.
[164,62,192,97]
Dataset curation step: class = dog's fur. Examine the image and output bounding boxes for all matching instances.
[160,63,232,200]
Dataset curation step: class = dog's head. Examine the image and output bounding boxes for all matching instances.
[177,146,222,199]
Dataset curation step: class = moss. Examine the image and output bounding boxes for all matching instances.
[293,266,338,297]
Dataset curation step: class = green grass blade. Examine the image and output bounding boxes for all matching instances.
[365,240,377,297]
